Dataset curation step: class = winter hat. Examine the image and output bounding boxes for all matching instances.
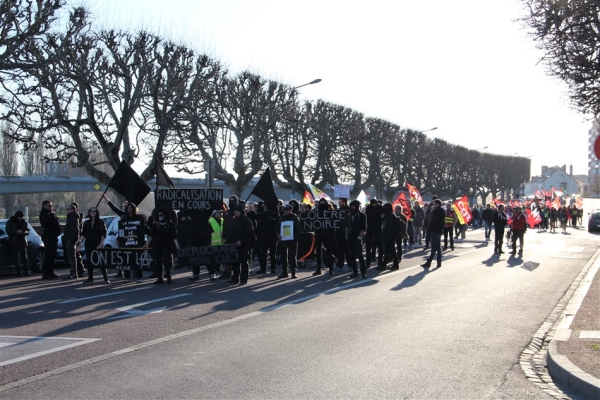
[349,200,361,209]
[14,210,24,218]
[234,205,244,212]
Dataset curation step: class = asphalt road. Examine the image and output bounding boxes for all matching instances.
[0,208,598,399]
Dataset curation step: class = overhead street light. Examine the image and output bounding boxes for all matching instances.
[476,146,489,151]
[291,78,322,200]
[421,127,438,133]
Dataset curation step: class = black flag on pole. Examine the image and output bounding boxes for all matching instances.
[247,167,279,211]
[108,161,151,206]
[155,159,176,190]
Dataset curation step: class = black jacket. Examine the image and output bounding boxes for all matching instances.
[6,217,29,244]
[482,208,494,223]
[81,218,107,249]
[39,208,61,238]
[63,212,81,244]
[492,210,508,229]
[225,215,254,247]
[346,211,366,239]
[429,207,445,234]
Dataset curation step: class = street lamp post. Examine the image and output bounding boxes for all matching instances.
[291,79,321,200]
[421,127,438,133]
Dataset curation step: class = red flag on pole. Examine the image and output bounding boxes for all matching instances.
[392,192,412,219]
[406,183,423,203]
[452,195,472,225]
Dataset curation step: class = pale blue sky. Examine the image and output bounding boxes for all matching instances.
[90,0,591,178]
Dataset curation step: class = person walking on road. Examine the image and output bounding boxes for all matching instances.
[380,203,401,271]
[443,202,456,251]
[492,204,508,254]
[81,207,108,284]
[510,206,527,256]
[6,210,31,276]
[224,205,255,286]
[421,199,444,269]
[482,204,494,242]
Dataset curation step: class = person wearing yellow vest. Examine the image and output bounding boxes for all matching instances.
[190,209,224,281]
[443,202,457,251]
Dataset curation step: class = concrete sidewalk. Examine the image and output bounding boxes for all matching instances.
[546,249,600,399]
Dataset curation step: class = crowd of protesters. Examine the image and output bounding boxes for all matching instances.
[3,194,586,285]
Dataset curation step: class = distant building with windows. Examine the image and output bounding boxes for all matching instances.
[523,165,584,196]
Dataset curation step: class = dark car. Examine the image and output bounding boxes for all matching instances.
[588,209,600,233]
[0,219,45,275]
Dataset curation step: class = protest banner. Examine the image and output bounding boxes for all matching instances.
[298,209,348,231]
[88,248,154,271]
[155,188,223,211]
[177,243,238,267]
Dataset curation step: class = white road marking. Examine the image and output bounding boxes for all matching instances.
[107,293,192,320]
[567,246,584,253]
[57,287,151,304]
[0,336,100,367]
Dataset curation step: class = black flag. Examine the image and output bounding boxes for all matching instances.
[247,167,279,211]
[108,161,151,206]
[155,159,175,190]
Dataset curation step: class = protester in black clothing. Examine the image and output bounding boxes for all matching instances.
[312,198,336,276]
[393,205,408,262]
[6,211,31,276]
[177,210,193,268]
[346,200,367,278]
[220,196,241,279]
[39,200,61,279]
[102,194,128,217]
[335,197,350,271]
[224,205,255,285]
[276,204,301,279]
[380,203,401,271]
[63,203,81,279]
[421,199,444,269]
[492,204,508,254]
[365,199,383,266]
[117,203,147,282]
[481,204,494,241]
[255,201,278,274]
[144,208,180,284]
[81,207,108,284]
[70,202,86,277]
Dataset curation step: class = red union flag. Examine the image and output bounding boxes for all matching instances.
[406,183,423,203]
[392,192,412,219]
[452,195,472,225]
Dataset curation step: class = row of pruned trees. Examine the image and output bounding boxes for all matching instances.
[0,0,529,202]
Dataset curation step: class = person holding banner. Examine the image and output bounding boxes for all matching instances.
[81,207,108,284]
[312,198,337,276]
[224,205,255,285]
[365,199,384,267]
[117,203,147,282]
[276,204,301,279]
[200,209,224,280]
[144,208,180,284]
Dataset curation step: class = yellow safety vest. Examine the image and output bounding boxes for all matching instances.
[209,217,223,246]
[445,210,455,227]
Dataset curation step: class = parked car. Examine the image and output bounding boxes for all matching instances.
[588,209,600,233]
[0,219,45,275]
[56,216,117,262]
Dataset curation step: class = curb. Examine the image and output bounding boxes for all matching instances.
[546,251,600,399]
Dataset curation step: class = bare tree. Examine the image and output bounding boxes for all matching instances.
[520,0,600,118]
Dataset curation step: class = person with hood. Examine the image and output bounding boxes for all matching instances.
[365,198,384,267]
[117,203,147,282]
[380,203,401,271]
[39,200,61,279]
[63,203,81,279]
[144,207,180,284]
[220,196,241,279]
[224,205,255,285]
[81,207,108,284]
[312,198,337,276]
[346,200,367,278]
[276,204,302,279]
[6,210,31,276]
[492,204,508,254]
[421,199,444,269]
[255,201,279,275]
